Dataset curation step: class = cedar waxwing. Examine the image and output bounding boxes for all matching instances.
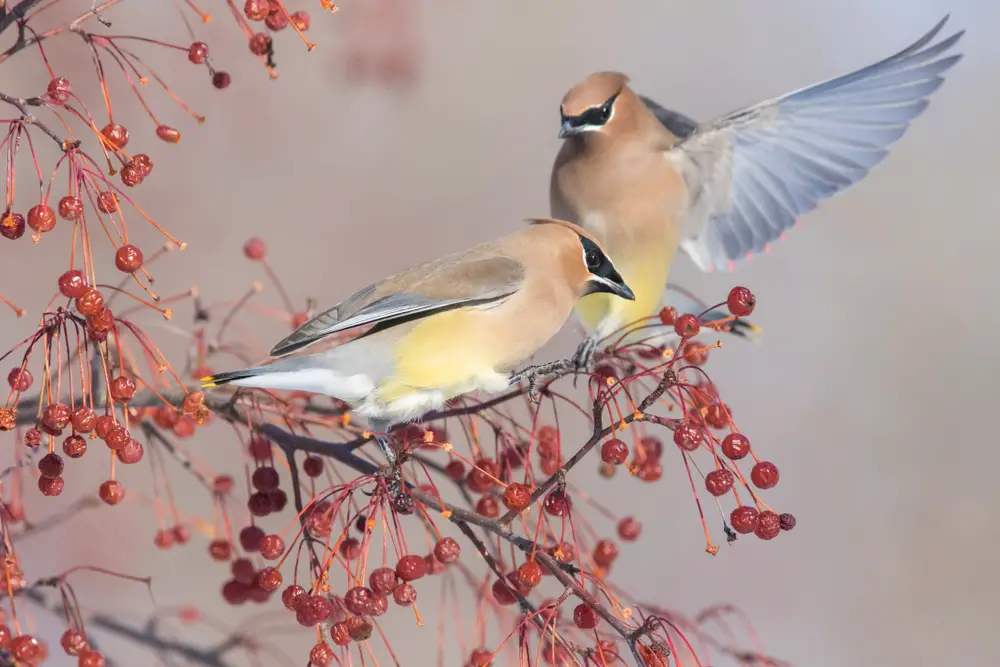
[551,15,963,366]
[202,218,634,466]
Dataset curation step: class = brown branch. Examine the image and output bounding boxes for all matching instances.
[0,91,70,148]
[498,370,681,525]
[0,0,44,36]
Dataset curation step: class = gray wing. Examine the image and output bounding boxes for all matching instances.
[269,255,525,357]
[673,15,963,273]
[639,96,699,140]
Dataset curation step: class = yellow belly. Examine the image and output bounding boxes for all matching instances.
[575,254,671,339]
[376,308,509,404]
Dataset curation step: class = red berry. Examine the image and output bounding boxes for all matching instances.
[310,642,334,666]
[466,458,499,493]
[114,244,143,272]
[38,452,64,478]
[239,525,265,551]
[617,516,641,541]
[27,204,56,232]
[750,461,780,490]
[491,578,517,606]
[247,491,273,517]
[80,649,107,667]
[658,306,677,326]
[243,237,267,260]
[244,0,269,20]
[779,513,797,531]
[344,586,376,615]
[705,403,731,429]
[259,534,284,560]
[212,71,231,89]
[592,539,618,568]
[251,466,279,491]
[281,584,306,611]
[63,434,87,458]
[673,423,704,451]
[600,438,629,465]
[674,313,700,338]
[58,195,83,221]
[468,649,493,667]
[296,595,332,627]
[100,123,129,149]
[515,560,542,589]
[120,164,142,187]
[222,579,249,605]
[433,537,461,564]
[75,288,104,316]
[573,603,598,629]
[637,461,662,482]
[755,511,781,540]
[291,10,310,30]
[58,270,88,298]
[1,211,25,239]
[339,537,361,560]
[7,367,32,391]
[39,476,65,496]
[209,539,232,561]
[116,439,144,464]
[104,425,130,450]
[24,428,42,447]
[231,558,256,585]
[96,191,119,213]
[155,125,180,143]
[727,286,756,317]
[346,616,372,642]
[187,42,208,64]
[444,459,465,481]
[153,529,174,549]
[396,554,427,582]
[99,480,124,505]
[249,33,272,55]
[266,9,289,30]
[61,629,88,656]
[682,340,709,365]
[637,436,663,461]
[393,582,417,606]
[44,403,72,430]
[369,567,398,596]
[704,468,735,496]
[109,375,136,402]
[721,432,750,460]
[542,489,571,516]
[47,77,72,102]
[330,621,350,646]
[730,506,759,534]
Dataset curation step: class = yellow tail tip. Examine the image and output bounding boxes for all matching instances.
[200,376,217,387]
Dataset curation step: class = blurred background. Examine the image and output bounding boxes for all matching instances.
[4,0,998,665]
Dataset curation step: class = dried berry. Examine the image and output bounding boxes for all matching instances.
[721,432,751,460]
[433,537,461,564]
[27,204,56,233]
[730,506,759,534]
[727,286,756,317]
[0,211,25,239]
[751,461,780,489]
[188,42,208,64]
[601,438,629,465]
[114,244,143,273]
[674,313,700,338]
[705,468,735,496]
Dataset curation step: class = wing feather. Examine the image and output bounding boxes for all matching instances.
[269,255,525,357]
[670,15,963,272]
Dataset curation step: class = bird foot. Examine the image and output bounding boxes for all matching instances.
[509,358,573,404]
[570,337,598,387]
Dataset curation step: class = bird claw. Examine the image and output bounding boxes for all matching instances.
[509,359,573,405]
[570,337,598,388]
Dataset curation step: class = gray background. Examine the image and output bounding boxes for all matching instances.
[4,0,997,665]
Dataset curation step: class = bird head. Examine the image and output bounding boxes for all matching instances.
[558,71,631,139]
[526,218,635,301]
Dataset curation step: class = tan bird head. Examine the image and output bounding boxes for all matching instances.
[527,218,635,301]
[558,71,636,140]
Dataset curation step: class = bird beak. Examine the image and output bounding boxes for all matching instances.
[587,272,635,301]
[558,120,578,139]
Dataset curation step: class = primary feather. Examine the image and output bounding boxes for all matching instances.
[669,14,964,272]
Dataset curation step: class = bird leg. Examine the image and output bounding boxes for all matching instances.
[570,335,599,387]
[509,358,574,403]
[367,419,403,499]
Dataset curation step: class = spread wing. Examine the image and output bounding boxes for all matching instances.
[670,15,963,273]
[269,254,525,357]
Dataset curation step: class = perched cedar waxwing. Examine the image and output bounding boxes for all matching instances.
[202,218,634,466]
[551,15,963,366]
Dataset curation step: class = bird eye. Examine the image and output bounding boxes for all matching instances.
[585,249,602,270]
[600,104,612,120]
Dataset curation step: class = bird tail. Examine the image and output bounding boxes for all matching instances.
[199,353,376,402]
[201,367,269,388]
